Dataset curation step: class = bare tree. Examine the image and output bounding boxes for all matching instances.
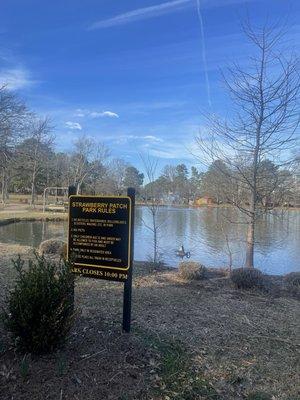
[31,118,53,205]
[13,117,54,206]
[140,154,165,267]
[105,158,129,194]
[71,136,110,194]
[0,86,28,204]
[289,153,300,207]
[196,22,300,268]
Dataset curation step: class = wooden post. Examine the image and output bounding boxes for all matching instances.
[123,187,135,333]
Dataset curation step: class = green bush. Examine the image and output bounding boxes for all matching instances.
[179,261,207,281]
[2,253,75,354]
[230,267,264,289]
[39,238,66,257]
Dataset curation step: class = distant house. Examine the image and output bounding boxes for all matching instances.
[194,196,214,206]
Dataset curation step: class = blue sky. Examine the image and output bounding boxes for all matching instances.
[0,0,299,171]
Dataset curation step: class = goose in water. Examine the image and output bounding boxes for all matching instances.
[175,245,191,259]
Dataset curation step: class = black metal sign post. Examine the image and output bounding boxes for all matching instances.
[67,186,135,332]
[68,186,77,198]
[68,185,77,307]
[123,187,135,333]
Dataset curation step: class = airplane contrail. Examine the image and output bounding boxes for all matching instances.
[196,0,212,108]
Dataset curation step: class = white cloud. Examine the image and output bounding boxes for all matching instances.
[90,110,119,118]
[113,134,163,144]
[65,121,82,130]
[0,67,34,90]
[88,0,255,30]
[143,135,163,142]
[88,0,192,30]
[74,109,119,118]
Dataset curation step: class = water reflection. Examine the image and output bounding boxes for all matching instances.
[0,207,299,275]
[135,207,300,275]
[0,221,67,248]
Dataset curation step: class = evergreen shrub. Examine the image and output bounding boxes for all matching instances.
[2,253,75,354]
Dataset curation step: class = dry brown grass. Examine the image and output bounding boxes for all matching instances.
[0,245,299,399]
[178,261,207,281]
[38,239,66,256]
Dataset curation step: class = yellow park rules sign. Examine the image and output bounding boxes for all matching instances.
[67,195,132,282]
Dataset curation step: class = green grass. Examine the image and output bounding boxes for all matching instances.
[136,328,220,400]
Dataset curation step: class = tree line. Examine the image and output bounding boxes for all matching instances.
[0,22,300,270]
[0,87,145,205]
[0,83,299,208]
[144,159,299,207]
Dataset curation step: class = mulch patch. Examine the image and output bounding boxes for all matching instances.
[0,316,155,400]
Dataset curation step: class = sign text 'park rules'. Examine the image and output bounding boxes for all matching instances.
[68,195,132,282]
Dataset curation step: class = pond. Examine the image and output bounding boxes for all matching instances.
[0,206,299,275]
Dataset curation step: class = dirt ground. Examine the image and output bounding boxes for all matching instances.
[0,245,299,400]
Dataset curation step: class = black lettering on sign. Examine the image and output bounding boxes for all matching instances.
[68,195,132,282]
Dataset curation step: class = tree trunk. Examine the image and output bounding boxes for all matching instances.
[245,191,255,268]
[31,138,40,207]
[245,217,254,268]
[31,164,37,206]
[153,212,157,265]
[31,179,35,206]
[1,169,10,205]
[245,45,265,269]
[1,169,6,205]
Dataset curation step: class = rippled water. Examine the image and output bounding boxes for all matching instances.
[0,207,299,275]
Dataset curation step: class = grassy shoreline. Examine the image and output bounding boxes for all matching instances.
[0,244,299,399]
[0,211,68,227]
